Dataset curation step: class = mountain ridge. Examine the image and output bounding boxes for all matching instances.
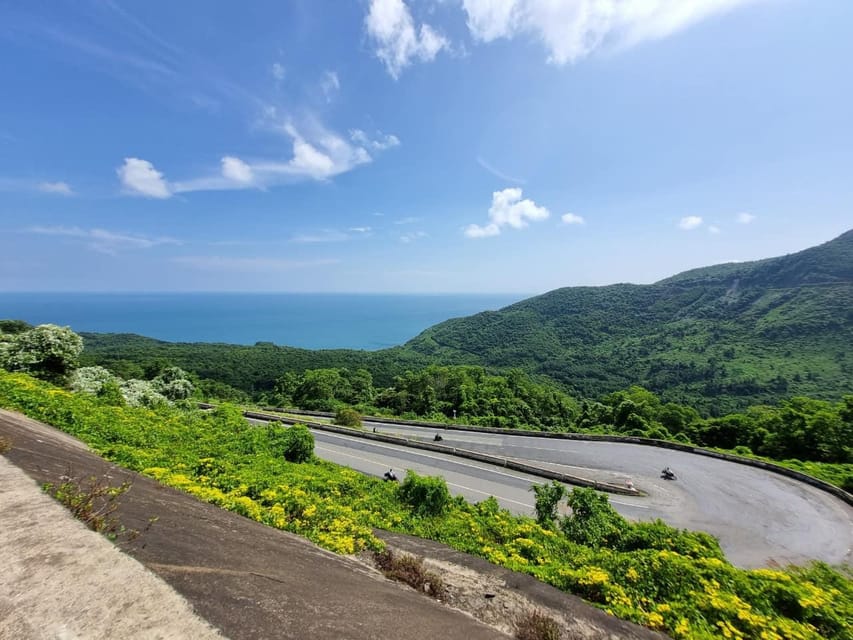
[403,229,853,413]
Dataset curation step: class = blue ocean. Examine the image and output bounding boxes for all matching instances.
[0,293,524,350]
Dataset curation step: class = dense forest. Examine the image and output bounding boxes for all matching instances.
[405,229,853,414]
[77,230,853,416]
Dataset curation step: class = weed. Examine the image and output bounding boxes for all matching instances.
[373,549,447,600]
[514,610,562,640]
[0,434,11,454]
[43,471,137,542]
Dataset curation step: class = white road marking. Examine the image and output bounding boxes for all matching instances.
[315,445,534,509]
[315,430,551,484]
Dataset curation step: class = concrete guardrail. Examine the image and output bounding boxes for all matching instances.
[245,405,853,507]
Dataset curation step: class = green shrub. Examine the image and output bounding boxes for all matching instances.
[270,423,314,463]
[334,407,362,428]
[398,470,450,516]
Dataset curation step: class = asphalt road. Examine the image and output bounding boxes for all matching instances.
[302,420,853,569]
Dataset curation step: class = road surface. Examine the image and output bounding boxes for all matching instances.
[297,420,853,569]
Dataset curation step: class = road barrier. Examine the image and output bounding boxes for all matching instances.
[237,408,641,496]
[246,405,853,507]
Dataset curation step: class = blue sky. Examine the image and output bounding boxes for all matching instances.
[1,0,851,293]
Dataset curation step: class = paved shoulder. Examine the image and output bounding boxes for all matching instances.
[0,456,224,640]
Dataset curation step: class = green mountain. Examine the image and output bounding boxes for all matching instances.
[403,230,853,414]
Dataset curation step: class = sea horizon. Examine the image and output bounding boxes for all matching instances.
[0,292,527,351]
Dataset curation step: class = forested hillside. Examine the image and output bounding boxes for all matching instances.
[405,230,853,414]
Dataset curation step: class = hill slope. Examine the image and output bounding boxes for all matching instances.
[404,230,853,413]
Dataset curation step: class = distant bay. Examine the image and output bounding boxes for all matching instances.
[0,293,524,350]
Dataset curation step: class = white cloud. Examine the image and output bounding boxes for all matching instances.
[463,223,501,238]
[221,156,254,184]
[27,225,180,255]
[708,225,721,234]
[465,187,549,238]
[37,181,74,195]
[736,212,756,224]
[561,212,585,225]
[321,70,340,101]
[350,129,401,151]
[349,226,372,233]
[462,0,759,65]
[678,215,703,230]
[365,0,449,78]
[400,230,427,243]
[172,256,339,271]
[271,62,285,81]
[117,157,171,198]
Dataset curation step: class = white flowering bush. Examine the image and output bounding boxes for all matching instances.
[120,379,169,409]
[70,366,119,395]
[0,324,83,382]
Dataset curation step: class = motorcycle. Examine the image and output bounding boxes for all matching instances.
[383,469,398,482]
[660,467,677,481]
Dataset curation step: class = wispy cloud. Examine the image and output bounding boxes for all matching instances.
[400,230,428,243]
[290,230,350,244]
[708,225,721,234]
[37,181,74,196]
[0,178,74,196]
[321,70,340,101]
[476,156,525,184]
[350,129,401,151]
[736,212,756,224]
[394,216,421,225]
[678,215,703,230]
[26,225,180,255]
[271,62,285,81]
[462,0,761,65]
[172,256,340,272]
[464,188,549,238]
[561,212,585,225]
[365,0,450,78]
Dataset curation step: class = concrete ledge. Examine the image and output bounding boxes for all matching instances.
[247,405,853,507]
[241,409,641,496]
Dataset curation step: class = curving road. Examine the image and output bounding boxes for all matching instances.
[304,420,853,569]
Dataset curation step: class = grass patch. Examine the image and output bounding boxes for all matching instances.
[373,548,447,600]
[514,610,562,640]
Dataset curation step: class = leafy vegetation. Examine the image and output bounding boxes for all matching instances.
[405,230,853,413]
[72,233,853,416]
[1,370,850,639]
[42,474,137,541]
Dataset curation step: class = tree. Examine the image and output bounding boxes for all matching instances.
[152,366,195,401]
[1,324,83,383]
[560,488,627,548]
[531,481,566,527]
